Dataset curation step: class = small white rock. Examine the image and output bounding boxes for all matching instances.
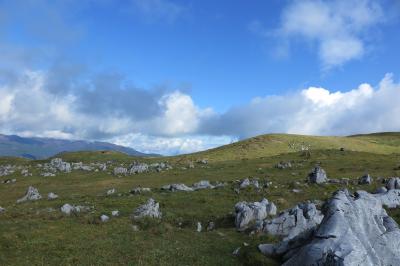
[232,247,241,256]
[100,214,110,222]
[111,210,120,217]
[0,207,5,213]
[197,222,202,232]
[47,192,59,200]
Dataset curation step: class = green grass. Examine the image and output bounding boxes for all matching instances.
[1,132,400,265]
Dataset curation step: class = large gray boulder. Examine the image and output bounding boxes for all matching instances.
[263,202,323,239]
[260,189,400,265]
[234,198,277,231]
[132,198,162,219]
[161,183,194,192]
[308,166,327,184]
[16,186,42,203]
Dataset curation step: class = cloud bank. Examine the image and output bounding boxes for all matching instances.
[0,69,399,154]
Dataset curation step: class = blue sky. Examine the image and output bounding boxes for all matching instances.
[0,0,400,154]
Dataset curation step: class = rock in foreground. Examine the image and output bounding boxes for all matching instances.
[235,198,277,231]
[260,189,400,266]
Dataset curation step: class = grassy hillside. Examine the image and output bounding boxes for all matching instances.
[171,133,400,162]
[1,132,400,265]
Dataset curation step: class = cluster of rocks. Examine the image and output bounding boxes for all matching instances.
[258,189,400,265]
[38,158,108,176]
[2,178,16,184]
[239,178,260,189]
[100,210,120,222]
[196,221,215,232]
[234,198,277,231]
[0,164,16,176]
[15,186,58,203]
[61,203,91,215]
[161,180,224,192]
[113,161,172,176]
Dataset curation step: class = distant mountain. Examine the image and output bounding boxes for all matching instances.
[0,134,158,159]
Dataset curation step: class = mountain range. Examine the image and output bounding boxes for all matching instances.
[0,134,156,159]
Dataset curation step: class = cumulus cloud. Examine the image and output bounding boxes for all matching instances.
[200,73,400,138]
[275,0,385,68]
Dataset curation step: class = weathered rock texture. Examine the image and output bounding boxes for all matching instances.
[235,198,277,231]
[260,189,400,266]
[17,186,42,203]
[132,198,162,219]
[308,166,327,184]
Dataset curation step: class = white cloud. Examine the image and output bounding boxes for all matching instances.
[109,133,234,155]
[201,73,400,137]
[276,0,384,68]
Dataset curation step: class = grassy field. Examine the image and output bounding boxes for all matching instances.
[1,133,400,265]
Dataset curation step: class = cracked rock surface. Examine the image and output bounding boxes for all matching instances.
[260,189,400,266]
[234,198,277,231]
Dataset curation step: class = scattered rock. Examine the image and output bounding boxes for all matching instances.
[239,178,259,189]
[275,161,292,169]
[49,158,71,172]
[192,180,215,190]
[60,204,90,215]
[47,192,59,200]
[129,162,149,174]
[207,221,215,231]
[292,189,302,193]
[308,166,327,184]
[161,183,194,192]
[260,189,400,265]
[41,172,56,177]
[21,169,32,176]
[262,202,323,241]
[106,188,116,195]
[3,178,16,184]
[113,167,128,176]
[132,225,139,231]
[132,198,162,219]
[130,187,151,194]
[234,198,277,231]
[17,186,42,203]
[197,159,208,164]
[232,247,241,256]
[0,207,5,213]
[197,222,202,232]
[100,214,110,222]
[111,210,120,217]
[358,173,373,185]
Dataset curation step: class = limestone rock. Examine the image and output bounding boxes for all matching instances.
[60,203,90,215]
[130,187,151,194]
[113,167,127,176]
[239,178,259,189]
[17,186,42,203]
[0,206,5,213]
[234,198,277,231]
[47,192,59,200]
[192,180,215,190]
[358,173,373,185]
[308,166,327,184]
[132,198,162,219]
[386,177,400,190]
[100,214,110,222]
[111,210,120,217]
[161,183,193,192]
[197,222,202,232]
[260,190,400,266]
[106,188,116,195]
